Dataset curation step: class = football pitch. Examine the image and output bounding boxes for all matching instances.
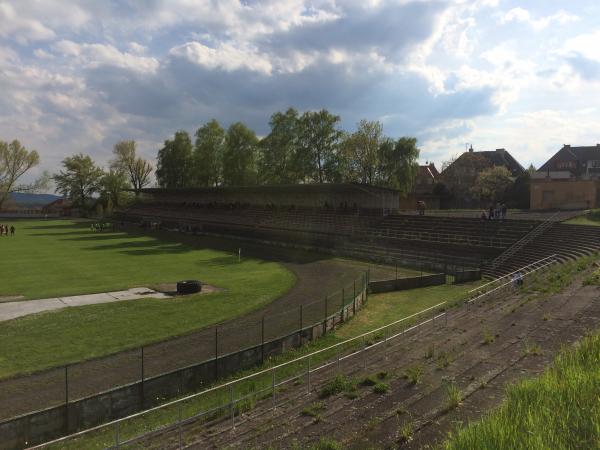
[0,219,295,377]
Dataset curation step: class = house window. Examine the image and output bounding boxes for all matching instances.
[556,161,576,169]
[589,160,600,168]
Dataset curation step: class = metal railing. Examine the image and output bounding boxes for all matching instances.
[486,212,559,273]
[30,257,557,450]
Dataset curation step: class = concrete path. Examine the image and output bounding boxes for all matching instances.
[0,288,171,322]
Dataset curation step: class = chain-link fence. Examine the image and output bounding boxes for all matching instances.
[0,272,368,450]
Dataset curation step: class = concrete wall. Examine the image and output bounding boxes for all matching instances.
[368,273,446,294]
[530,179,599,210]
[453,269,482,284]
[0,287,367,450]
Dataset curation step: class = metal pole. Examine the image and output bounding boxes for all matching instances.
[300,304,303,331]
[64,365,69,434]
[307,357,311,394]
[341,288,345,323]
[230,384,234,429]
[140,346,145,408]
[261,316,266,363]
[272,369,276,414]
[214,327,218,381]
[178,402,183,448]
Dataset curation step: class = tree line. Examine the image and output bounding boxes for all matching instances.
[1,108,420,212]
[155,108,420,193]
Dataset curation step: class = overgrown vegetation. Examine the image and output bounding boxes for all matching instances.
[404,365,424,385]
[444,331,600,449]
[319,375,357,398]
[443,383,462,412]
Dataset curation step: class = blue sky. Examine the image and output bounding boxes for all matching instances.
[1,0,600,182]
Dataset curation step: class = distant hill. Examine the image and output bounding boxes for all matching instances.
[9,192,62,206]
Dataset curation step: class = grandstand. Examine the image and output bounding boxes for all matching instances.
[119,184,600,280]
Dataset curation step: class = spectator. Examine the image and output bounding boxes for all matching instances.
[480,210,487,220]
[488,205,494,220]
[501,203,507,220]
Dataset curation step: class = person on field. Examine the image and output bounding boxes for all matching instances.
[10,225,15,236]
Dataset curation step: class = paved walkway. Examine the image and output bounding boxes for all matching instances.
[0,288,171,322]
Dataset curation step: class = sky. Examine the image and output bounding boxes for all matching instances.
[1,0,600,185]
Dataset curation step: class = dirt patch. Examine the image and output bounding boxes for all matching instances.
[153,273,600,450]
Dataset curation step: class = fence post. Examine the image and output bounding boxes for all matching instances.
[178,401,183,448]
[272,369,276,414]
[341,288,345,323]
[140,346,145,408]
[214,327,218,381]
[353,281,356,316]
[64,365,69,435]
[230,384,234,429]
[307,357,311,394]
[261,316,266,363]
[299,304,303,331]
[115,420,120,449]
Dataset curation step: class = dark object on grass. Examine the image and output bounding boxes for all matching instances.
[176,280,201,295]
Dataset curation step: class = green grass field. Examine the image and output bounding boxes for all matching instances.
[565,209,600,226]
[0,219,295,377]
[444,330,600,450]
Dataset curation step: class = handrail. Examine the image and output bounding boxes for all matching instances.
[486,212,559,272]
[469,255,557,294]
[28,302,443,449]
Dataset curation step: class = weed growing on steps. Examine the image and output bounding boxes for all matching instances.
[319,375,356,398]
[373,382,389,394]
[302,402,326,418]
[523,340,543,356]
[444,383,462,412]
[482,328,495,345]
[310,437,342,450]
[404,365,424,385]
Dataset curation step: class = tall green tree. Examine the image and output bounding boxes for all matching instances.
[0,139,48,209]
[258,108,300,184]
[111,140,153,196]
[222,122,259,186]
[100,169,130,207]
[378,137,420,193]
[193,119,225,187]
[471,166,514,201]
[339,119,383,184]
[297,109,343,183]
[155,131,194,188]
[52,154,104,207]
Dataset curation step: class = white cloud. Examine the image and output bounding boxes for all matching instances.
[52,40,160,74]
[500,7,579,31]
[562,30,600,62]
[169,41,273,74]
[0,2,55,43]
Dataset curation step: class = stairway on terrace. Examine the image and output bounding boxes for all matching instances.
[483,223,600,278]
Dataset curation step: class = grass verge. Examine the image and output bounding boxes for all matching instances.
[444,331,600,449]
